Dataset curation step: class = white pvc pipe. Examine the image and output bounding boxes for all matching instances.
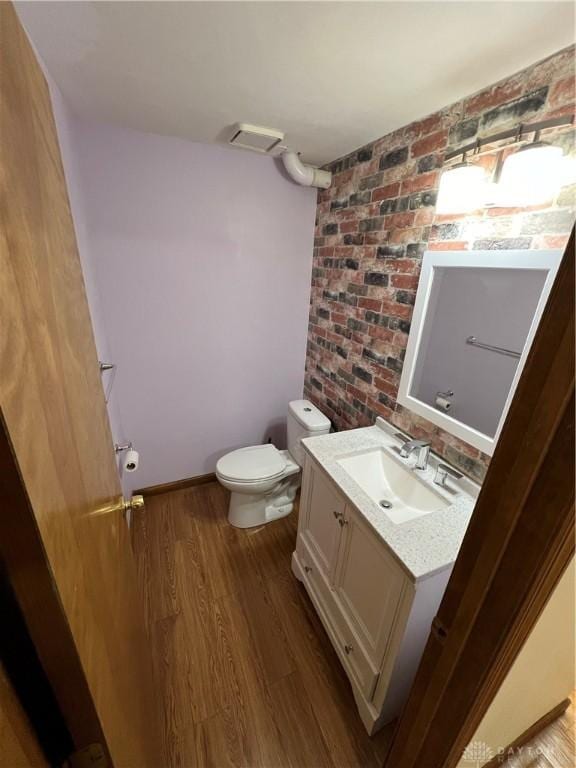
[282,151,332,189]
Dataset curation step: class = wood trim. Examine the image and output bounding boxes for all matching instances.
[384,228,575,768]
[135,472,217,497]
[482,698,571,768]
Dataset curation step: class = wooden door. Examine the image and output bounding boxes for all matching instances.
[301,461,345,579]
[333,507,406,665]
[0,4,161,766]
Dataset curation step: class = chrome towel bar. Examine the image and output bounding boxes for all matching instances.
[466,336,521,359]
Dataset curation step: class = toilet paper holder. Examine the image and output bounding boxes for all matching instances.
[115,442,139,472]
[434,390,454,413]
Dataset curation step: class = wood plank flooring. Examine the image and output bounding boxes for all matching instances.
[132,481,395,767]
[498,698,575,768]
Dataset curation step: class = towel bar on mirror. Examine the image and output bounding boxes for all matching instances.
[466,336,521,359]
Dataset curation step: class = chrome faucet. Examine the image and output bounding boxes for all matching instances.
[434,463,463,488]
[395,434,431,470]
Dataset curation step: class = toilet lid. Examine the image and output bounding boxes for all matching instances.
[216,444,287,482]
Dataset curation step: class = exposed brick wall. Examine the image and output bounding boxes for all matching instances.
[304,46,575,482]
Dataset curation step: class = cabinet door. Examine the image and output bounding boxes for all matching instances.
[300,462,346,580]
[334,507,407,665]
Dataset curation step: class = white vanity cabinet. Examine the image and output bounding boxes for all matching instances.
[292,453,452,735]
[300,460,345,579]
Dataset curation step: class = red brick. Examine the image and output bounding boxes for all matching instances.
[384,212,416,230]
[413,113,443,136]
[526,47,575,90]
[339,220,358,233]
[334,246,354,257]
[367,397,393,421]
[549,75,576,108]
[389,227,424,245]
[411,130,448,158]
[347,385,367,403]
[428,241,469,251]
[539,104,576,120]
[358,297,382,311]
[367,325,395,342]
[372,182,401,201]
[361,202,379,217]
[401,171,439,194]
[375,377,398,396]
[463,80,523,116]
[318,246,334,258]
[414,208,435,226]
[433,212,469,223]
[333,169,353,185]
[534,234,570,249]
[331,312,347,325]
[380,258,420,274]
[391,274,419,290]
[486,203,549,217]
[337,208,359,220]
[380,300,412,319]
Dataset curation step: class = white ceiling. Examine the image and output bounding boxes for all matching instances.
[17,1,575,166]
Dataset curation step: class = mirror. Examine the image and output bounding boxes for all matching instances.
[397,250,562,455]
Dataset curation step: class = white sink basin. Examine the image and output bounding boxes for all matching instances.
[337,448,450,524]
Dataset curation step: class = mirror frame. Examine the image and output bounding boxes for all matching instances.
[397,249,563,455]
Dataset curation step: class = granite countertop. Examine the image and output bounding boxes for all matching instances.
[301,418,480,583]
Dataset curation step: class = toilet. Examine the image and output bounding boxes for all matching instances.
[216,399,331,528]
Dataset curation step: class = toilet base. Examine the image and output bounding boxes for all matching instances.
[228,474,300,528]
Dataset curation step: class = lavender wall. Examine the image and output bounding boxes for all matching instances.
[49,78,134,490]
[53,110,317,490]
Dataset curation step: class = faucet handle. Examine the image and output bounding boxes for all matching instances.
[434,463,463,487]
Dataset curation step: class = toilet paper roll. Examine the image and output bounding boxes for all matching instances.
[435,395,451,412]
[124,449,139,472]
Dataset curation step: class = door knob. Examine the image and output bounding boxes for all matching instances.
[123,495,144,515]
[93,494,144,519]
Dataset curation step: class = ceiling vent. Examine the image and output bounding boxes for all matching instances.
[228,123,285,155]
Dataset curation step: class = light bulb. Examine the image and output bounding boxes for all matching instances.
[435,163,486,214]
[497,143,564,206]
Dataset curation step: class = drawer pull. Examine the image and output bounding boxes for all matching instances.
[332,510,343,521]
[344,644,353,655]
[338,516,348,527]
[304,565,312,574]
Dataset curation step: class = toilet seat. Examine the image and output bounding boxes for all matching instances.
[216,444,287,484]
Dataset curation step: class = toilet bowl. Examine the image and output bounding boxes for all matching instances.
[216,400,331,528]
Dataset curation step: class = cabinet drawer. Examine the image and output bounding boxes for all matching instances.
[299,535,380,700]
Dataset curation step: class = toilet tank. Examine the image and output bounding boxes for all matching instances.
[287,399,331,466]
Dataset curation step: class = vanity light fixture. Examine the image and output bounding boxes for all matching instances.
[497,131,565,207]
[435,152,486,214]
[440,114,574,214]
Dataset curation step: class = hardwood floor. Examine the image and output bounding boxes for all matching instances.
[132,481,395,767]
[498,698,575,768]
